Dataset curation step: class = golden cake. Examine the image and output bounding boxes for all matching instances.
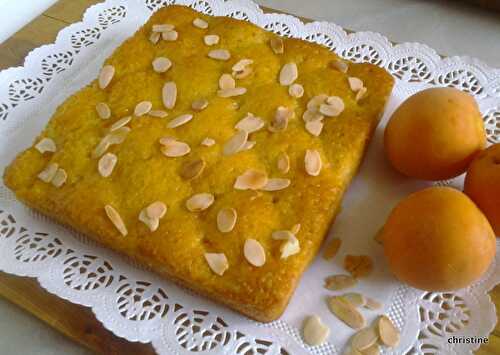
[3,5,394,321]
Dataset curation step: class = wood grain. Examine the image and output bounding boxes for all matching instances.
[0,0,498,354]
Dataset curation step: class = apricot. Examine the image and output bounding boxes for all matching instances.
[382,186,495,291]
[464,143,500,236]
[384,87,486,180]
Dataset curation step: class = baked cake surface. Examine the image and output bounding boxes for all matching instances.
[3,5,393,321]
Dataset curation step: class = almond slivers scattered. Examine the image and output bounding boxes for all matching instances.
[235,113,264,133]
[98,65,115,89]
[305,120,323,137]
[217,87,246,98]
[305,149,322,176]
[288,83,304,98]
[219,73,236,90]
[223,130,248,155]
[204,34,219,46]
[351,326,379,351]
[356,87,368,101]
[152,57,172,73]
[96,102,111,119]
[262,178,290,191]
[167,114,193,128]
[269,106,292,132]
[149,110,168,118]
[98,152,117,177]
[192,98,209,111]
[325,274,357,291]
[279,62,298,86]
[35,138,56,153]
[319,96,344,117]
[232,59,253,72]
[38,162,59,182]
[104,205,127,236]
[110,116,132,131]
[343,293,366,307]
[204,253,228,276]
[139,201,167,232]
[162,81,177,109]
[162,30,178,41]
[244,239,266,267]
[193,18,208,29]
[152,24,174,32]
[269,37,284,54]
[180,158,205,180]
[186,193,214,212]
[378,315,400,348]
[208,49,231,61]
[234,169,268,190]
[328,296,366,330]
[51,168,67,187]
[159,137,191,157]
[201,137,216,146]
[330,59,348,73]
[348,77,364,92]
[323,238,341,259]
[272,230,300,259]
[276,152,290,173]
[217,207,237,233]
[303,315,330,346]
[134,101,152,116]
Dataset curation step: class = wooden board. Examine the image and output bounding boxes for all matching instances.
[0,1,499,354]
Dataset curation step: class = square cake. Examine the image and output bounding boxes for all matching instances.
[3,5,394,321]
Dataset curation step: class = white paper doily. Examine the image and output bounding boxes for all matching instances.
[0,1,499,354]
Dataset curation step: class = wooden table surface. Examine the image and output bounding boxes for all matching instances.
[0,1,498,354]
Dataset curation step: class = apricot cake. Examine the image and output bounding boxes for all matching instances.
[3,5,394,321]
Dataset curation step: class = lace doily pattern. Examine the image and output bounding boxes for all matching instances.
[0,1,499,354]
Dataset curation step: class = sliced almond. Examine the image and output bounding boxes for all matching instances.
[348,77,364,92]
[152,57,172,73]
[272,231,300,259]
[152,24,174,32]
[325,274,357,291]
[167,114,193,128]
[343,293,366,308]
[37,162,59,183]
[302,109,324,122]
[323,238,341,260]
[162,81,177,109]
[149,110,168,118]
[276,152,290,173]
[186,193,214,212]
[272,230,295,241]
[327,296,366,330]
[98,65,115,89]
[288,83,304,98]
[138,209,160,232]
[110,116,132,131]
[305,120,324,137]
[378,315,400,348]
[344,255,374,278]
[51,168,67,187]
[269,106,292,132]
[351,326,378,351]
[98,152,117,177]
[269,37,284,54]
[320,102,344,117]
[303,315,330,346]
[192,98,208,111]
[307,94,328,110]
[104,205,127,236]
[233,66,252,79]
[362,343,380,355]
[204,34,219,46]
[204,253,228,276]
[305,149,322,176]
[244,239,266,267]
[35,138,56,153]
[160,138,191,157]
[92,137,111,159]
[219,73,236,90]
[162,30,178,41]
[330,59,348,73]
[193,18,208,29]
[149,31,161,44]
[217,87,246,98]
[134,101,152,116]
[146,201,167,219]
[364,297,383,310]
[180,158,205,180]
[235,113,264,133]
[242,140,256,150]
[96,102,111,119]
[217,208,237,233]
[223,130,248,155]
[356,87,368,101]
[208,49,230,61]
[232,59,253,72]
[201,137,215,146]
[234,169,268,190]
[279,62,298,86]
[107,126,130,145]
[262,178,290,191]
